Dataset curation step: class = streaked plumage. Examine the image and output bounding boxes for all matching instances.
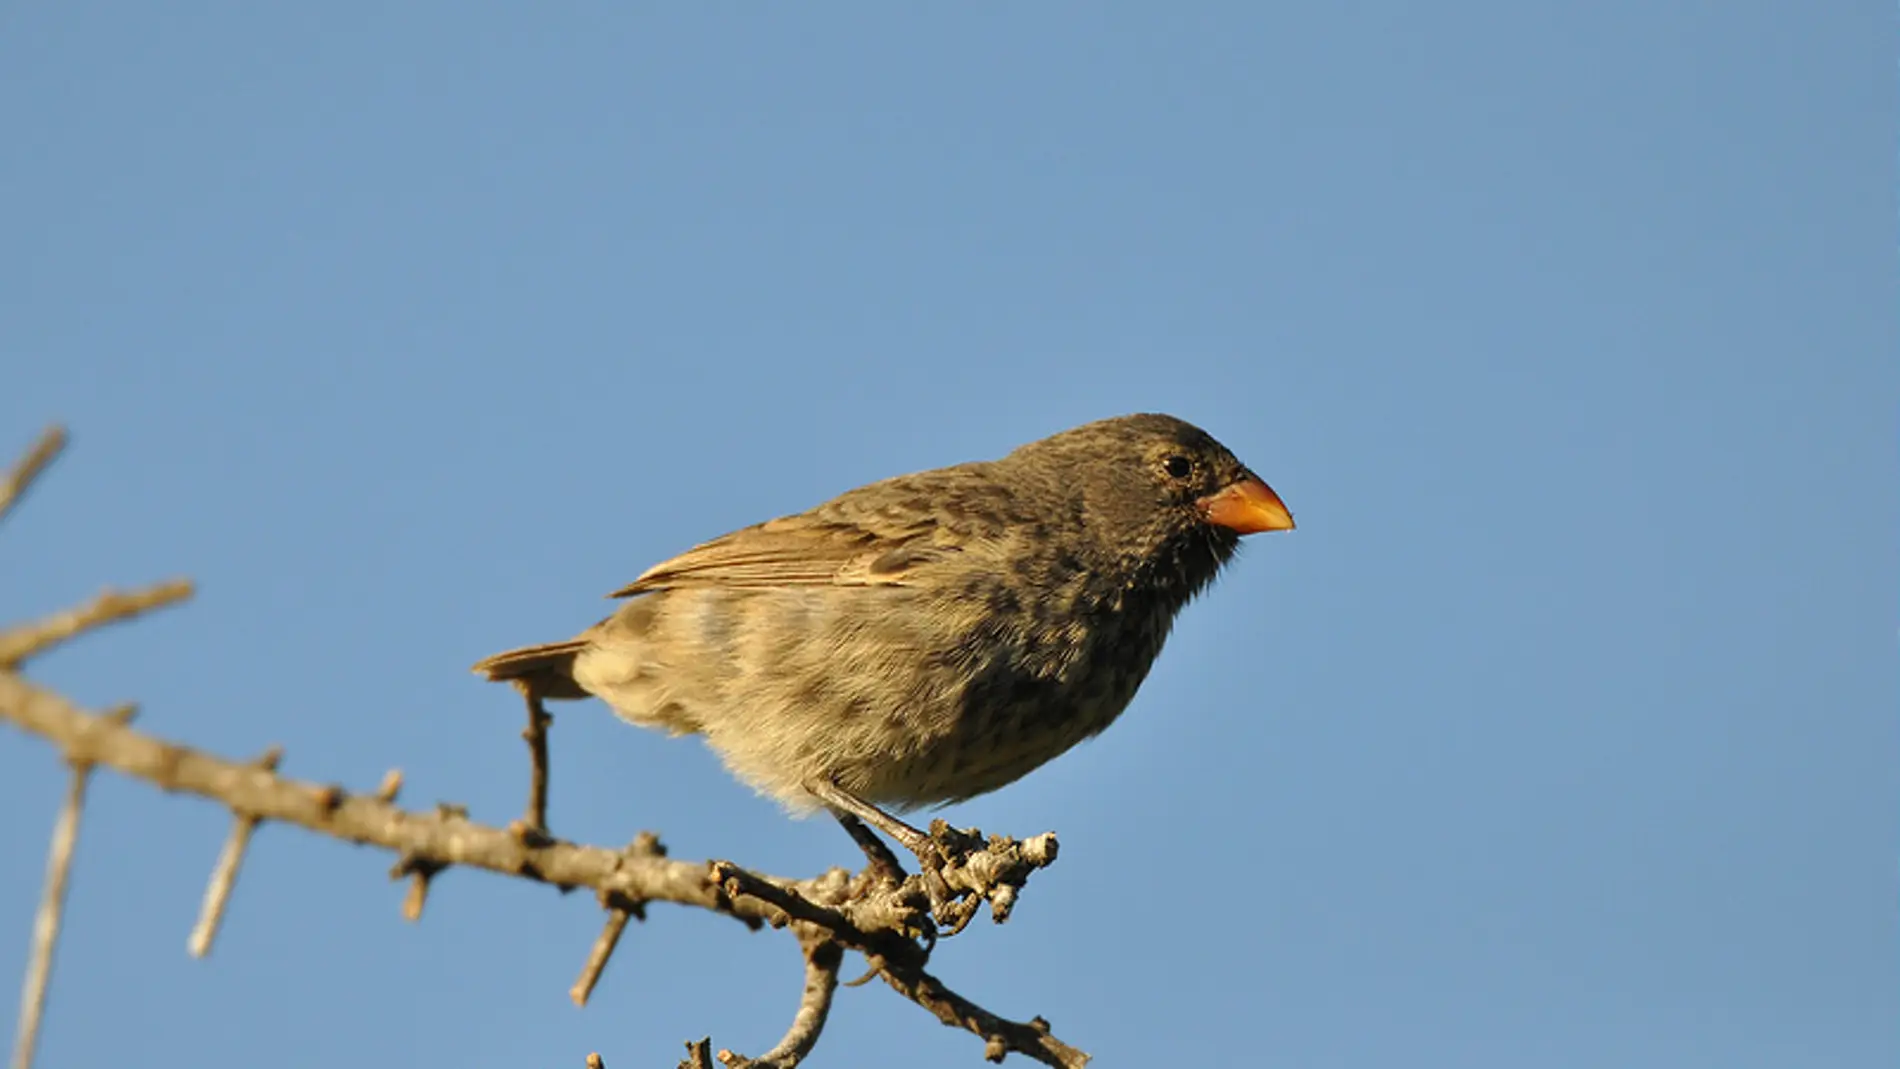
[475,413,1293,814]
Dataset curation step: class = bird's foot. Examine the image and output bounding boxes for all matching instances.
[913,820,1060,934]
[810,778,1059,932]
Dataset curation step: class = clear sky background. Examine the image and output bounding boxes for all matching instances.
[2,5,1893,1068]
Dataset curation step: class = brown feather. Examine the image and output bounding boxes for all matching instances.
[470,639,592,700]
[609,470,998,596]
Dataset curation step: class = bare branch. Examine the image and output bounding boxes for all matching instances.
[10,765,87,1069]
[717,936,842,1069]
[571,833,664,1006]
[186,746,282,958]
[570,907,633,1007]
[0,427,67,528]
[0,581,196,670]
[0,669,1088,1064]
[517,687,553,836]
[876,962,1088,1069]
[1,671,752,915]
[9,704,132,1069]
[706,862,1086,1067]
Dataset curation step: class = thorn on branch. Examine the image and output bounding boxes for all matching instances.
[403,870,434,922]
[186,746,282,959]
[391,855,446,922]
[374,769,403,803]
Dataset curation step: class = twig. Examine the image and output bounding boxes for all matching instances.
[10,766,85,1069]
[0,581,196,670]
[570,833,663,1006]
[517,685,552,836]
[570,906,633,1007]
[712,863,865,935]
[678,1039,714,1069]
[9,704,132,1069]
[186,746,282,958]
[0,427,66,527]
[877,961,1088,1069]
[717,937,842,1069]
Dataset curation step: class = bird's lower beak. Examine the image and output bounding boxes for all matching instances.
[1198,476,1295,534]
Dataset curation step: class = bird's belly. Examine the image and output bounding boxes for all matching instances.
[844,620,1164,809]
[872,684,1136,808]
[585,584,1167,812]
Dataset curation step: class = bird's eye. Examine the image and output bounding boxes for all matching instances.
[1162,454,1193,480]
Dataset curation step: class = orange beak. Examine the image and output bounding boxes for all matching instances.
[1197,476,1295,534]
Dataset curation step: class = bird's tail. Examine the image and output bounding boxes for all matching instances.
[471,639,591,700]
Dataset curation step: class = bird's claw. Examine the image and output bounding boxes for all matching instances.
[902,821,1060,933]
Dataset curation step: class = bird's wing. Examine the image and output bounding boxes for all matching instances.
[610,467,1017,597]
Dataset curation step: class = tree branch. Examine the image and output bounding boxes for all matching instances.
[0,426,1089,1067]
[0,582,197,671]
[717,935,842,1069]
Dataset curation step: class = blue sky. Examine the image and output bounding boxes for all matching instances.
[2,4,1893,1067]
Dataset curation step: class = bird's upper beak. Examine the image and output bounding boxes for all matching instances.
[1197,475,1295,534]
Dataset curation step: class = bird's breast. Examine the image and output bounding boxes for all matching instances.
[939,575,1176,739]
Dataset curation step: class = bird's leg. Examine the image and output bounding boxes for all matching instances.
[830,812,909,885]
[808,778,964,920]
[806,777,934,858]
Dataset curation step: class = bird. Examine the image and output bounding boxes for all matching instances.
[474,413,1293,865]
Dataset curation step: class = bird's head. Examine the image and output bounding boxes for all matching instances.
[1004,413,1293,590]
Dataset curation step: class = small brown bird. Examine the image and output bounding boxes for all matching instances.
[475,414,1292,858]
